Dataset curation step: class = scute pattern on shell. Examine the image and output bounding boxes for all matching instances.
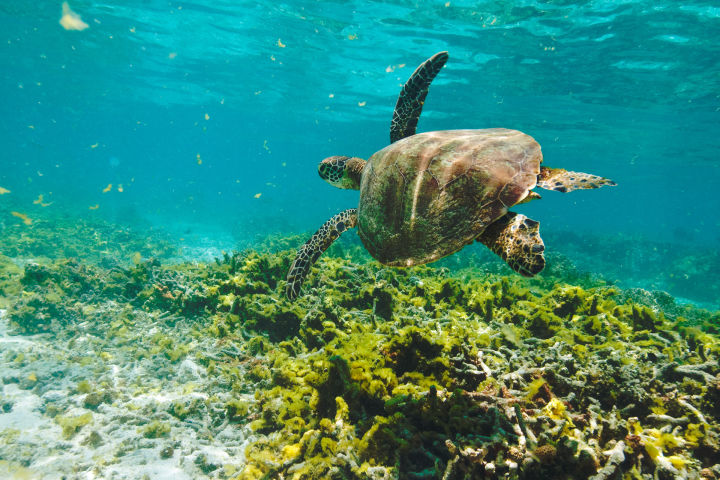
[358,129,541,267]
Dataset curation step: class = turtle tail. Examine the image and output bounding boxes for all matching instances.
[286,209,358,300]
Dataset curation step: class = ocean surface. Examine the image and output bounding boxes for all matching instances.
[1,2,719,479]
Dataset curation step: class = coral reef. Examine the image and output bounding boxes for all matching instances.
[0,212,178,263]
[0,218,718,479]
[543,230,720,308]
[227,255,720,479]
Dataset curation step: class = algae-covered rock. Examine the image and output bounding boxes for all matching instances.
[226,245,719,480]
[1,220,718,480]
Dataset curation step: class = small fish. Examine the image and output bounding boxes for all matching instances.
[0,186,10,195]
[89,204,99,210]
[102,183,112,193]
[11,211,32,225]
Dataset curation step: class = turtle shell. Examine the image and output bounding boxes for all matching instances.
[357,128,542,266]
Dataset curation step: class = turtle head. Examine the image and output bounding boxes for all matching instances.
[319,156,365,190]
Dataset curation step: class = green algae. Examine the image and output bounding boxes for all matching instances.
[140,420,171,439]
[55,412,93,440]
[218,247,719,479]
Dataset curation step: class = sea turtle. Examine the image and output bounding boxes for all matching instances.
[286,51,615,300]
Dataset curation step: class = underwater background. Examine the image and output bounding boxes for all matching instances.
[1,1,719,479]
[2,0,720,306]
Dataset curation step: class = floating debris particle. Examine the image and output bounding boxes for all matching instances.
[88,204,99,210]
[0,186,10,195]
[358,101,367,107]
[11,211,32,225]
[262,140,271,153]
[329,93,334,98]
[277,38,286,48]
[386,64,406,73]
[59,2,89,31]
[196,154,202,165]
[347,34,357,40]
[117,184,124,193]
[204,113,210,120]
[168,52,177,59]
[33,194,52,207]
[90,143,98,149]
[102,184,112,193]
[254,193,262,199]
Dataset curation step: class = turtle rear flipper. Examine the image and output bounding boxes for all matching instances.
[477,212,545,277]
[390,51,449,143]
[537,167,616,192]
[286,209,358,300]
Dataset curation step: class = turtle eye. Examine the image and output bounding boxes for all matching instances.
[319,156,348,184]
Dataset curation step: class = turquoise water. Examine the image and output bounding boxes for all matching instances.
[2,3,720,479]
[1,1,719,302]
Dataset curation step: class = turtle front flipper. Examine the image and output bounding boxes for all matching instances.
[286,209,358,300]
[390,51,449,144]
[477,212,545,277]
[537,167,616,192]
